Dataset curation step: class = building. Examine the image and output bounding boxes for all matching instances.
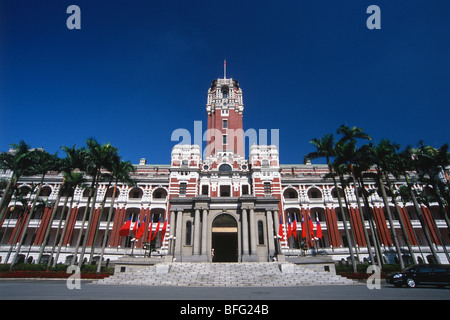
[1,72,449,266]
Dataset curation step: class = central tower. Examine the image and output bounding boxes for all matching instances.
[205,69,244,158]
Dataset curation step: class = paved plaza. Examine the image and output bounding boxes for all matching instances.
[0,279,448,300]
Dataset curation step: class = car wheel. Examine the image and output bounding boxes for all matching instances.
[406,278,416,288]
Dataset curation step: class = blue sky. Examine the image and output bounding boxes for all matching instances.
[0,0,449,165]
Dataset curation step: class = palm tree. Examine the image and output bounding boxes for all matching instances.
[411,143,450,262]
[362,141,406,269]
[96,159,135,272]
[36,145,86,265]
[74,138,119,267]
[373,139,417,265]
[414,143,450,230]
[50,171,86,269]
[334,125,379,266]
[9,149,60,269]
[353,145,385,267]
[305,134,357,273]
[3,186,32,264]
[0,141,35,225]
[398,146,441,263]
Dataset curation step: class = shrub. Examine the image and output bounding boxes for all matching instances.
[0,264,112,279]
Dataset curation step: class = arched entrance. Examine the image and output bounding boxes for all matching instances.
[211,214,238,262]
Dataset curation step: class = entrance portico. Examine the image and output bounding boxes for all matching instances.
[169,195,280,263]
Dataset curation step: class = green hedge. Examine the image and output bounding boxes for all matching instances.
[0,263,114,274]
[335,263,407,280]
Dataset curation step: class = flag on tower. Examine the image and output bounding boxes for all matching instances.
[119,217,132,237]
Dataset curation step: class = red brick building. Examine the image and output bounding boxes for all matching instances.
[1,73,449,266]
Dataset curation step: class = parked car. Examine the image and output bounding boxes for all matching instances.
[386,264,450,288]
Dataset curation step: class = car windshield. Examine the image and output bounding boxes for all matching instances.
[401,265,417,272]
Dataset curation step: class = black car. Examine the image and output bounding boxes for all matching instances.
[386,264,450,288]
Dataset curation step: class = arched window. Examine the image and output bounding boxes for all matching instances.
[153,188,167,199]
[283,188,298,199]
[129,187,143,199]
[308,187,322,199]
[221,85,229,99]
[106,187,120,198]
[219,164,232,172]
[40,186,52,197]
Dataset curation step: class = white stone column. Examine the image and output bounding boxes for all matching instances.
[272,210,281,254]
[169,210,176,254]
[249,208,257,255]
[174,211,183,259]
[193,209,201,255]
[266,210,275,259]
[201,209,208,255]
[241,208,249,256]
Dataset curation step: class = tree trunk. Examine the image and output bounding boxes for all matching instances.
[37,182,63,265]
[46,195,69,270]
[77,175,100,266]
[350,165,375,265]
[97,182,118,273]
[327,159,357,273]
[377,172,404,269]
[404,173,440,264]
[10,178,44,269]
[384,172,417,265]
[53,193,75,267]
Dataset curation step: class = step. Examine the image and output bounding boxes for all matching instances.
[96,262,357,287]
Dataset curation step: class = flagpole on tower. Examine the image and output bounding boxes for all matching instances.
[224,60,226,79]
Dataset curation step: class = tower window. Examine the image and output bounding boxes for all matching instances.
[220,185,231,197]
[223,134,227,145]
[180,183,187,195]
[222,119,228,129]
[221,85,229,98]
[264,182,271,195]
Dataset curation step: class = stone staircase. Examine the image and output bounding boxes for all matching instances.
[96,262,358,287]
